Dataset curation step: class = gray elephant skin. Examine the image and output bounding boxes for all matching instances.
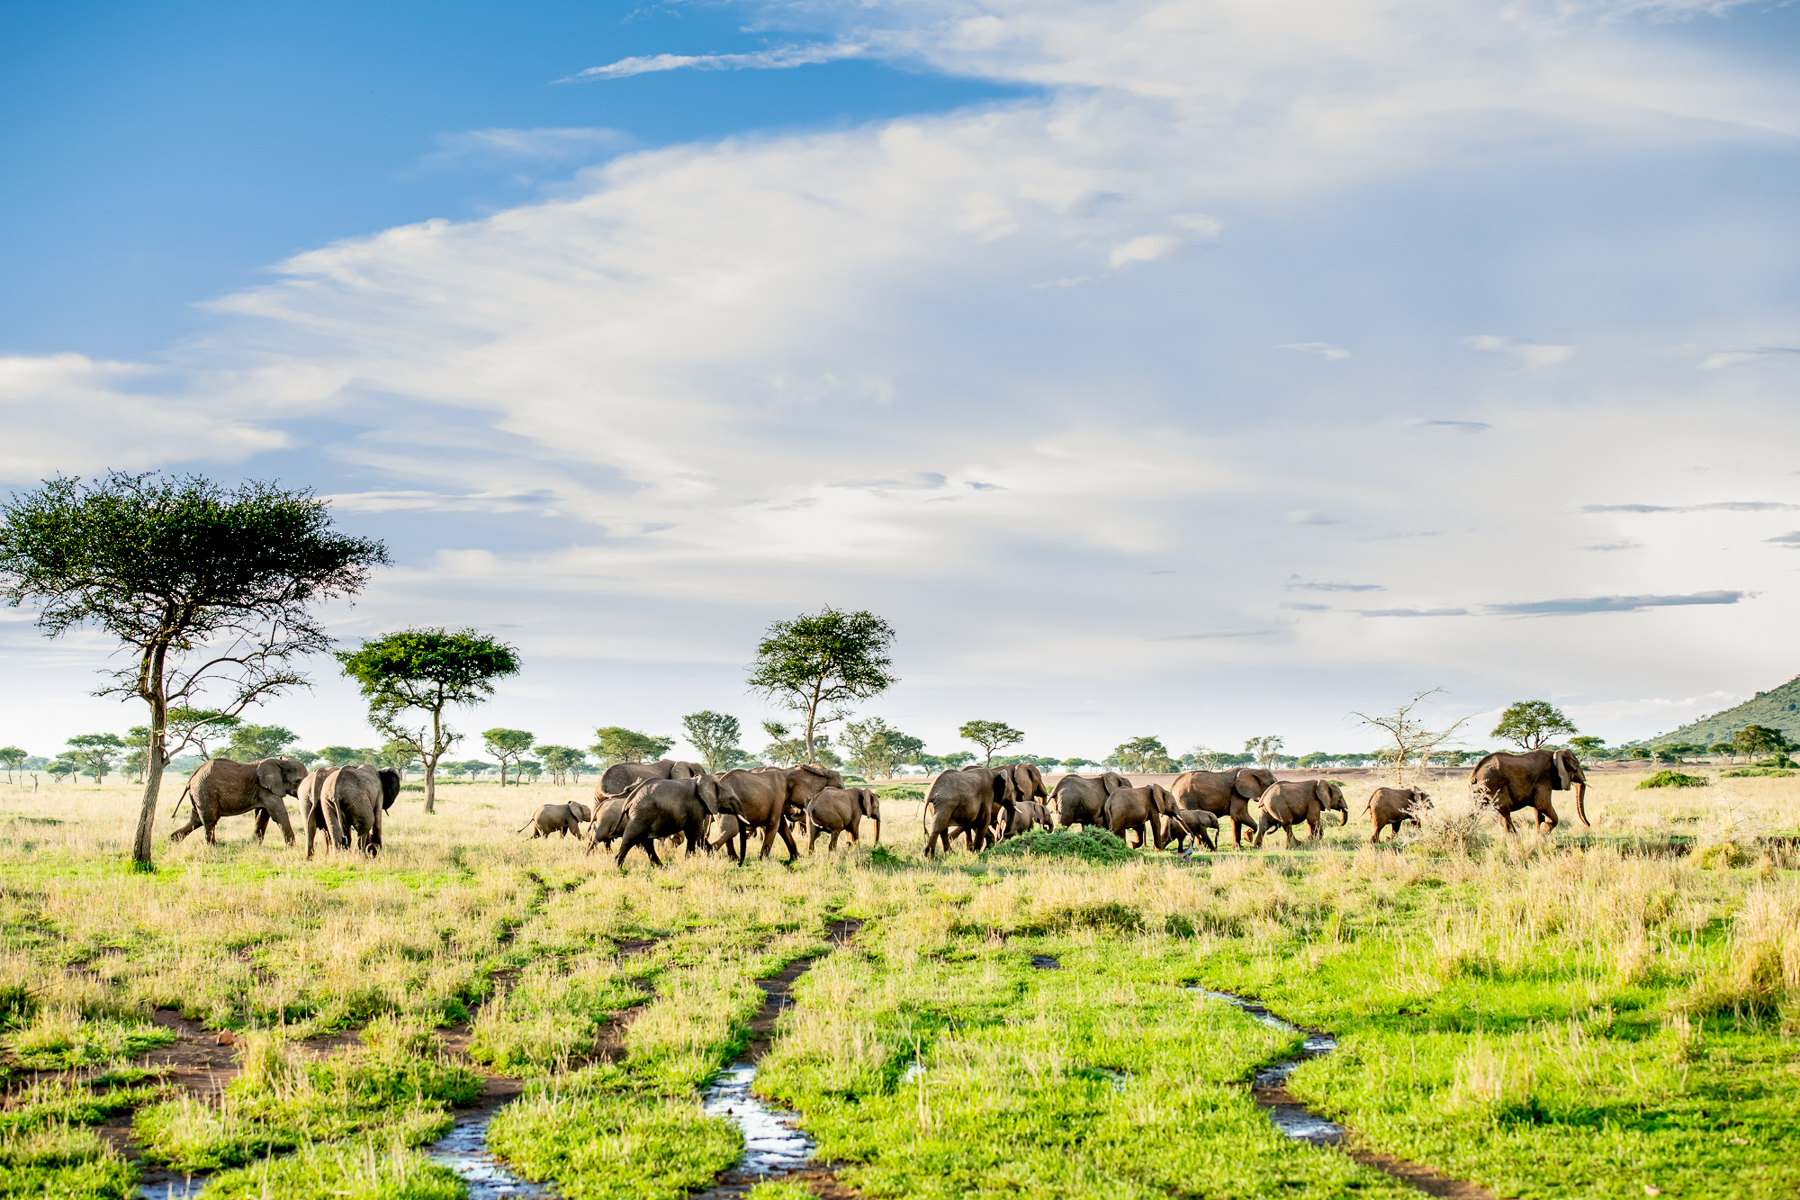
[1163,807,1219,852]
[1468,748,1588,832]
[597,758,704,799]
[1366,786,1429,843]
[1002,799,1054,838]
[1100,783,1176,849]
[521,802,593,839]
[711,764,842,863]
[923,765,1020,856]
[1050,771,1130,830]
[1254,779,1347,848]
[308,765,399,858]
[170,756,307,845]
[805,787,881,852]
[1169,767,1276,847]
[609,774,727,867]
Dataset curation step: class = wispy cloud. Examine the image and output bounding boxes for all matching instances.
[1485,590,1750,616]
[558,42,864,83]
[1408,418,1491,432]
[1585,540,1643,551]
[1766,532,1800,548]
[1463,334,1575,367]
[1286,580,1383,592]
[1279,602,1333,611]
[1279,342,1350,360]
[1357,607,1469,617]
[1581,501,1800,513]
[1156,628,1287,640]
[1701,346,1800,369]
[1108,235,1184,268]
[1284,510,1342,525]
[425,127,632,164]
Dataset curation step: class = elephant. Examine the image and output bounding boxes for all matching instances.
[610,774,726,868]
[597,758,704,799]
[303,765,400,858]
[1468,748,1588,833]
[1001,799,1055,838]
[923,767,1015,856]
[586,794,634,850]
[312,765,396,857]
[520,802,593,839]
[1253,779,1348,849]
[1366,787,1429,843]
[712,764,842,863]
[1051,772,1131,830]
[1100,783,1177,849]
[1163,807,1219,852]
[170,756,307,845]
[1169,767,1276,847]
[805,787,881,852]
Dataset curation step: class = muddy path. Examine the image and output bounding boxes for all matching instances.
[1197,989,1494,1200]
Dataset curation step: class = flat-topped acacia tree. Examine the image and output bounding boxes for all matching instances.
[0,472,387,865]
[337,628,520,812]
[747,607,897,762]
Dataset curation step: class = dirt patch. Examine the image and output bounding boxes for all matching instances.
[1348,1146,1497,1200]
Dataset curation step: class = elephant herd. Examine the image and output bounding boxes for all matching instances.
[518,758,883,868]
[170,756,400,857]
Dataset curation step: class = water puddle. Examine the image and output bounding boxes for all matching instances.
[426,1104,559,1198]
[1030,954,1061,970]
[135,1175,205,1199]
[701,1061,815,1175]
[1190,988,1343,1145]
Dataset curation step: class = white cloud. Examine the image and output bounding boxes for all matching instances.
[559,42,866,82]
[1701,346,1800,369]
[425,127,633,164]
[1107,234,1184,268]
[1463,334,1576,367]
[1280,342,1351,360]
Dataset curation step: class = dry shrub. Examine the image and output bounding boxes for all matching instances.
[1402,788,1494,857]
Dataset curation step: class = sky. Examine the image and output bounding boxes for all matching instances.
[3,0,1799,767]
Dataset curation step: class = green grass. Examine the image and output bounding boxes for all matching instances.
[1638,770,1711,788]
[979,827,1142,864]
[197,1138,467,1200]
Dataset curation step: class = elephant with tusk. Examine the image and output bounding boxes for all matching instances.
[1253,779,1348,849]
[170,756,307,846]
[1467,748,1588,833]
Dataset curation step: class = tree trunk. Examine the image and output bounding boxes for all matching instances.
[424,707,440,813]
[131,645,169,867]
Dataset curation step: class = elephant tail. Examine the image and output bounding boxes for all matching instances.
[169,781,195,820]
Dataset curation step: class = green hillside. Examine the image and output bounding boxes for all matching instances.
[1646,672,1800,746]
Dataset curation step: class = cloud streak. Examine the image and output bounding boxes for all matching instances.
[1581,501,1800,513]
[558,42,865,83]
[1484,590,1750,616]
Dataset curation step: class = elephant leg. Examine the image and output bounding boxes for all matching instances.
[828,831,840,851]
[1230,799,1254,846]
[756,820,779,859]
[1497,801,1518,834]
[808,826,820,854]
[778,819,800,862]
[1200,827,1216,851]
[170,809,203,842]
[204,819,218,844]
[269,800,296,847]
[253,810,270,843]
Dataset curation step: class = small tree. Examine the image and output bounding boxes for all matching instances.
[0,747,25,783]
[1107,736,1173,773]
[518,759,542,783]
[1243,735,1285,768]
[1733,724,1789,763]
[959,720,1025,767]
[224,723,299,761]
[759,721,815,768]
[591,727,675,768]
[65,733,125,783]
[537,746,585,785]
[1491,699,1576,750]
[681,711,745,774]
[0,472,387,864]
[47,757,77,783]
[747,607,898,760]
[337,628,520,813]
[1568,735,1606,758]
[483,728,535,786]
[375,741,417,775]
[842,717,923,779]
[318,746,361,768]
[1352,688,1474,785]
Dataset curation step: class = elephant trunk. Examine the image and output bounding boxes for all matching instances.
[872,814,881,843]
[1575,779,1590,827]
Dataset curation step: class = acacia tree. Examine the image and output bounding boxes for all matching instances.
[1353,688,1475,784]
[747,608,897,761]
[1243,735,1285,768]
[681,711,745,774]
[842,717,923,779]
[66,733,125,783]
[166,708,240,759]
[0,747,25,783]
[591,727,674,767]
[959,720,1025,767]
[536,745,584,785]
[482,728,535,786]
[1108,735,1173,773]
[0,473,386,865]
[337,628,519,813]
[225,724,300,761]
[1490,699,1576,750]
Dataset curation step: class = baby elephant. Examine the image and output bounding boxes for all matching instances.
[1001,799,1055,839]
[805,787,881,852]
[1163,807,1220,852]
[1253,780,1348,849]
[1366,787,1429,843]
[520,802,592,839]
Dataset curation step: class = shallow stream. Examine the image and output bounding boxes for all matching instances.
[425,1103,559,1199]
[1190,988,1344,1144]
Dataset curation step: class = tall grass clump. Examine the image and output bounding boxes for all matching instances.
[1402,789,1493,856]
[1637,770,1709,789]
[982,828,1140,864]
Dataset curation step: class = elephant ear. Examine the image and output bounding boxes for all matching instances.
[1234,772,1261,799]
[698,774,720,814]
[378,769,402,810]
[1101,772,1128,795]
[256,759,284,796]
[1553,751,1572,790]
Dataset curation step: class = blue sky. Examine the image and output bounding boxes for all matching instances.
[4,0,1800,766]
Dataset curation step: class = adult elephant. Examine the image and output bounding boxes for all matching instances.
[611,774,725,868]
[170,757,307,846]
[1169,767,1276,847]
[923,767,1014,856]
[1253,779,1347,848]
[520,802,592,839]
[1366,787,1429,843]
[1051,772,1131,830]
[805,787,881,852]
[1468,749,1588,832]
[597,758,704,799]
[713,764,842,863]
[1100,783,1177,849]
[587,794,633,851]
[316,765,398,857]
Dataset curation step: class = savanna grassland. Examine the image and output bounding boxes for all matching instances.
[1,768,1798,1200]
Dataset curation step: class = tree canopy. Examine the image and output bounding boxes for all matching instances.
[337,627,519,812]
[958,720,1025,767]
[747,607,897,760]
[224,723,299,761]
[842,717,924,778]
[0,472,386,863]
[1107,735,1173,773]
[1491,699,1577,750]
[482,728,535,786]
[591,727,675,767]
[681,711,746,774]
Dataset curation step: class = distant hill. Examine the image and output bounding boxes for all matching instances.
[1646,673,1800,747]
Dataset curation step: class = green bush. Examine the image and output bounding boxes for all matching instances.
[1636,770,1710,789]
[1722,767,1796,779]
[874,784,924,800]
[981,828,1140,864]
